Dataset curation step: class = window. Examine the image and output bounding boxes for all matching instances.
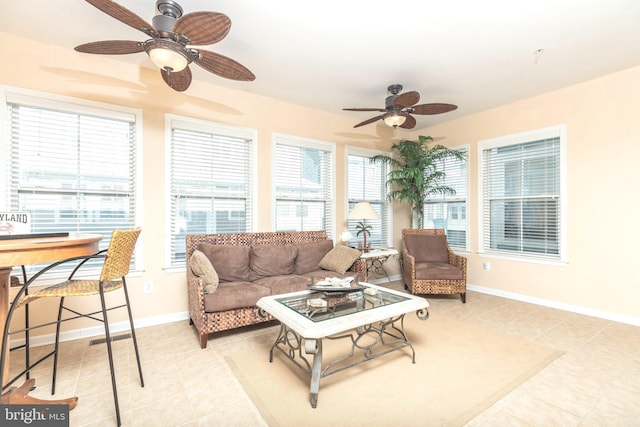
[2,89,141,272]
[273,134,334,236]
[479,126,566,262]
[424,146,468,250]
[166,115,256,267]
[346,149,390,247]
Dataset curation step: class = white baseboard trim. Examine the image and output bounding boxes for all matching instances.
[468,283,640,327]
[17,280,639,349]
[14,311,191,349]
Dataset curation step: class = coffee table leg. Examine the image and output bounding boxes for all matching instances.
[304,338,323,408]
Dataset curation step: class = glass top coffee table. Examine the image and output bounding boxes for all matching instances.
[257,283,429,408]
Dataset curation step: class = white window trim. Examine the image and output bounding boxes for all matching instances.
[0,85,144,273]
[345,145,393,248]
[477,125,568,264]
[163,114,258,271]
[272,133,336,238]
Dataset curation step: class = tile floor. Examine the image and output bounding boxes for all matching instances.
[7,282,640,426]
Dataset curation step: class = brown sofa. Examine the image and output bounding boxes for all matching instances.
[186,230,366,348]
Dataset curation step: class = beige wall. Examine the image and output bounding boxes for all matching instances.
[2,32,639,337]
[418,66,640,322]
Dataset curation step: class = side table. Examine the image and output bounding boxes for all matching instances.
[359,248,398,282]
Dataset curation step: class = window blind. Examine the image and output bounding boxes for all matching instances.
[274,137,333,235]
[347,153,389,247]
[6,99,138,272]
[169,121,254,267]
[481,136,561,260]
[424,147,468,249]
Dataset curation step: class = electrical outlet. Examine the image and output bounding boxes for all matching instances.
[144,280,154,293]
[483,262,491,271]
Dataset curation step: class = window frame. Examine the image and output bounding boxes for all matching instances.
[0,86,143,275]
[423,144,470,251]
[345,146,392,248]
[272,133,335,238]
[164,114,258,270]
[478,125,567,264]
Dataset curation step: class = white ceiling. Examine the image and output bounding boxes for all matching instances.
[2,0,640,130]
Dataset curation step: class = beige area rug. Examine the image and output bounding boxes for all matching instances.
[227,312,563,427]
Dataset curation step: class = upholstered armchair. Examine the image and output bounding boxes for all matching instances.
[401,228,467,303]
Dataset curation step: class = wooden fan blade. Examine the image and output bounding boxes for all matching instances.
[195,50,255,81]
[393,91,420,108]
[161,67,193,92]
[411,103,458,115]
[343,108,387,112]
[174,12,231,45]
[399,114,417,129]
[85,0,158,38]
[354,114,386,128]
[74,40,144,55]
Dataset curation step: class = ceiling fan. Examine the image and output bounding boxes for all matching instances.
[74,0,255,92]
[343,84,457,129]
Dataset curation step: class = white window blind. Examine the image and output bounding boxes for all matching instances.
[347,152,389,247]
[424,146,468,249]
[4,93,139,271]
[168,117,254,267]
[274,135,333,236]
[480,127,565,261]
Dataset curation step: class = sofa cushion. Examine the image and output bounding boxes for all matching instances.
[253,274,310,295]
[197,244,252,282]
[250,245,297,278]
[203,281,271,312]
[318,245,362,274]
[294,240,334,274]
[404,234,449,263]
[414,262,464,280]
[302,270,360,281]
[189,249,219,294]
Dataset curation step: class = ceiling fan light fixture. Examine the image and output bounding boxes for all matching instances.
[148,44,189,72]
[383,112,406,128]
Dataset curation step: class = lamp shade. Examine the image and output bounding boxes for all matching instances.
[348,202,380,220]
[383,112,406,128]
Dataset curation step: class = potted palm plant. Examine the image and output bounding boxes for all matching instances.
[371,135,466,228]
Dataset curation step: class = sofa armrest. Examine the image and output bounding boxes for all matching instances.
[186,262,206,324]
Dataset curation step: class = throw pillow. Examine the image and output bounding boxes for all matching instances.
[189,250,219,294]
[318,245,362,274]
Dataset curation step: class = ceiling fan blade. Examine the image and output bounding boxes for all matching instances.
[161,67,193,92]
[343,108,387,112]
[74,40,144,55]
[393,91,420,108]
[85,0,158,38]
[174,12,231,45]
[353,114,386,128]
[194,50,255,81]
[399,114,417,129]
[411,103,458,115]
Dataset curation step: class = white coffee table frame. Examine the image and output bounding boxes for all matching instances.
[257,283,429,408]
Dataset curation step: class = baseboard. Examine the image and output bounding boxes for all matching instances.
[18,280,639,348]
[468,283,640,327]
[14,311,191,348]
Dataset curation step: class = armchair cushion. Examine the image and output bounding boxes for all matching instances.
[189,250,219,294]
[319,245,362,274]
[404,234,449,263]
[415,262,464,280]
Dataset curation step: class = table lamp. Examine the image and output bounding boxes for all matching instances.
[347,202,380,250]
